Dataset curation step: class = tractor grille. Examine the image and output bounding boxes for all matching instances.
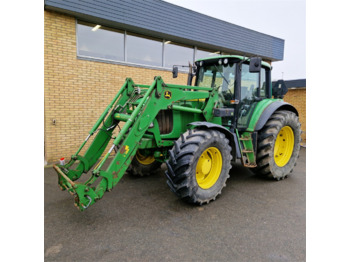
[156,110,173,134]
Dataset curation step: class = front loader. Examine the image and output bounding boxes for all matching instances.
[53,55,301,211]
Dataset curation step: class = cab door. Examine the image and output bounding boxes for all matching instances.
[237,64,267,129]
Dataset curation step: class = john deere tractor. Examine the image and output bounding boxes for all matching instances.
[53,55,301,211]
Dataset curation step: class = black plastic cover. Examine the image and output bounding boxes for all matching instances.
[272,80,288,99]
[213,108,235,117]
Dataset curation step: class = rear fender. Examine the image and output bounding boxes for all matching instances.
[254,101,298,131]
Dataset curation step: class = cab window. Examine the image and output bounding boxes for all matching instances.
[196,63,236,104]
[241,64,259,102]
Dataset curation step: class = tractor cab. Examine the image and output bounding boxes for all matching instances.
[194,55,272,129]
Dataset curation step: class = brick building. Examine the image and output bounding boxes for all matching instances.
[279,79,306,144]
[44,0,286,163]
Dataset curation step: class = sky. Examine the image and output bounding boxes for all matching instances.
[164,0,306,81]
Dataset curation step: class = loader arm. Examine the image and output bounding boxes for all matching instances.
[53,76,216,211]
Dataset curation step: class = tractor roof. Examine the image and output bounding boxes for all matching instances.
[196,55,272,69]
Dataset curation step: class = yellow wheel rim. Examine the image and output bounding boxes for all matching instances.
[135,151,155,165]
[274,126,294,167]
[196,147,222,189]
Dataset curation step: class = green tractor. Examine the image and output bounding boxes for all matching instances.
[53,55,301,211]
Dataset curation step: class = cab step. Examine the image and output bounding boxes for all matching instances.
[242,149,254,153]
[237,131,257,168]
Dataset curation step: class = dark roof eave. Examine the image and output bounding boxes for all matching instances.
[272,79,306,89]
[44,0,284,62]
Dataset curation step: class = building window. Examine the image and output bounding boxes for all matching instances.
[126,33,163,67]
[77,21,124,61]
[164,42,194,68]
[196,49,220,60]
[76,21,221,70]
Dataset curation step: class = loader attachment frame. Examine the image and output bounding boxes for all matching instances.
[53,76,217,211]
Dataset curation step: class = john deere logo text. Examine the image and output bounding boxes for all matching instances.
[164,91,172,99]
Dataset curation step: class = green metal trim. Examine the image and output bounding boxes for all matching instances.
[114,113,130,122]
[171,104,202,114]
[202,88,219,121]
[166,83,212,91]
[147,119,162,147]
[74,155,90,173]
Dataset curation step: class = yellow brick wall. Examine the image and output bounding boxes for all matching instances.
[44,10,188,163]
[283,89,306,143]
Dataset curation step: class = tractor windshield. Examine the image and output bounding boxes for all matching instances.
[196,62,236,102]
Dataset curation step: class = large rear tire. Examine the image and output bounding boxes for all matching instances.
[254,110,301,180]
[165,129,232,205]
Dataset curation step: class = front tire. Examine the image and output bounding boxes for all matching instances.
[165,129,232,204]
[254,110,301,180]
[127,150,162,176]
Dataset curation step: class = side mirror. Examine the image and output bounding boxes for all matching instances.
[172,66,178,78]
[249,57,262,73]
